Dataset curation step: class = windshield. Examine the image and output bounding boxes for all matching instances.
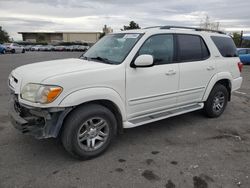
[81,33,142,64]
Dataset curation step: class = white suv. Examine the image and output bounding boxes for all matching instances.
[8,26,243,159]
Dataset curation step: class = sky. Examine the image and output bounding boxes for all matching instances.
[0,0,250,40]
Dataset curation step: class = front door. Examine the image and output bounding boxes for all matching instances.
[126,34,179,119]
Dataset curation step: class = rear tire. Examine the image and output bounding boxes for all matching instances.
[11,49,15,53]
[22,49,25,53]
[204,84,228,118]
[61,104,117,160]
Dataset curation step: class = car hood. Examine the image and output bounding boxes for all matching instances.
[11,58,113,92]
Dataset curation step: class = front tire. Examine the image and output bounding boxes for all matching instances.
[61,104,117,160]
[204,84,228,118]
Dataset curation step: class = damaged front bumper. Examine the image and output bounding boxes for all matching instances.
[9,94,72,139]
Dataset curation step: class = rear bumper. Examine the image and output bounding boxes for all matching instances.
[8,95,72,139]
[232,77,243,91]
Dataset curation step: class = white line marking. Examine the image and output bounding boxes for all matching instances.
[234,91,247,95]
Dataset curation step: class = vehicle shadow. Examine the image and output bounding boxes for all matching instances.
[16,110,205,162]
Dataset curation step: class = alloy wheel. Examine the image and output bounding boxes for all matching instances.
[212,91,225,113]
[77,117,110,152]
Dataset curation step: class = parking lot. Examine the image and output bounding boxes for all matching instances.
[0,52,249,188]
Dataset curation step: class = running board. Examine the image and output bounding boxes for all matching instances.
[123,103,204,128]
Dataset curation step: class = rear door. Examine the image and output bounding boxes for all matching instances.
[176,34,214,105]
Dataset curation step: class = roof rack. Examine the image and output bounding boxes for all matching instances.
[143,26,162,29]
[160,26,226,34]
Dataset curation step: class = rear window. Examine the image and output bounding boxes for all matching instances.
[177,34,210,62]
[211,36,238,57]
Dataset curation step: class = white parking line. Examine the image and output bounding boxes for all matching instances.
[234,91,247,95]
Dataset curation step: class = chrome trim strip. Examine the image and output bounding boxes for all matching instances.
[129,86,205,103]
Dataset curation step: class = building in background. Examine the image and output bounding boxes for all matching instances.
[18,31,101,43]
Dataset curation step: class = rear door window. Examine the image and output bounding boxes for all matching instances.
[211,36,238,57]
[177,34,210,62]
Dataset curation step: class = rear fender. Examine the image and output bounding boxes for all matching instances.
[202,72,233,101]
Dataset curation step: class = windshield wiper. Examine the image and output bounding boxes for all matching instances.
[89,56,114,64]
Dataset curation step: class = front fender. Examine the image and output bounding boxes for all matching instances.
[59,87,126,120]
[202,72,233,101]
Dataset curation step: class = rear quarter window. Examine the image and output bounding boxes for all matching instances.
[211,36,238,57]
[177,34,210,62]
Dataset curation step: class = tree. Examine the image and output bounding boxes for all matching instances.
[231,31,250,48]
[0,26,9,43]
[231,32,242,47]
[37,33,46,42]
[199,15,220,30]
[122,21,140,31]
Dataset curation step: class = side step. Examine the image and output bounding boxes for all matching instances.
[124,103,204,128]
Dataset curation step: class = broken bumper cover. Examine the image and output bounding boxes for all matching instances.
[9,96,72,139]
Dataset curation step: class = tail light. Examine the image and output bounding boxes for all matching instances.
[238,62,243,73]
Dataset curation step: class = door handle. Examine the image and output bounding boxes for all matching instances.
[207,66,215,71]
[165,70,176,76]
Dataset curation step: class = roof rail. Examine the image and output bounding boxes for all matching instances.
[160,26,226,34]
[143,26,161,29]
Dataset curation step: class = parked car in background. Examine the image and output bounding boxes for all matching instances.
[31,45,43,51]
[77,45,88,51]
[54,45,66,51]
[38,45,46,51]
[65,45,74,51]
[43,45,55,51]
[237,48,250,65]
[72,45,79,51]
[4,43,25,53]
[0,44,6,54]
[24,45,32,51]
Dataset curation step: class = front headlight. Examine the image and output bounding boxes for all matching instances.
[21,83,63,104]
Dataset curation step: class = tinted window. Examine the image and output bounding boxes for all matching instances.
[177,34,210,62]
[138,34,174,65]
[211,36,238,57]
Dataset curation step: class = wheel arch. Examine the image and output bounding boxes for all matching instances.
[203,72,232,101]
[58,99,124,138]
[58,88,126,136]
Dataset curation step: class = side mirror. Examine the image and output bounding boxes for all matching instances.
[133,54,154,67]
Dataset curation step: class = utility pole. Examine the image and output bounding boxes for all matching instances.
[240,30,243,47]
